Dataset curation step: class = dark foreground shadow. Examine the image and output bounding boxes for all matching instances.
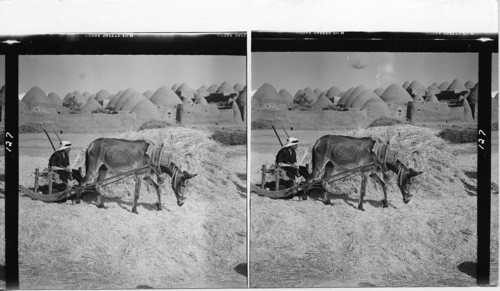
[458,261,477,279]
[136,285,153,289]
[234,263,247,277]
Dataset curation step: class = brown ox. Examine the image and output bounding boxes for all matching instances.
[307,135,422,210]
[79,138,197,214]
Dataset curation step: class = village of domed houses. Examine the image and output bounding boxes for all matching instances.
[250,52,498,287]
[18,55,247,289]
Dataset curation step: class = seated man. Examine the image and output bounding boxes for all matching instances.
[275,137,309,181]
[48,140,82,190]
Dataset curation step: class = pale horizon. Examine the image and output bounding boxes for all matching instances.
[19,55,246,98]
[252,52,498,95]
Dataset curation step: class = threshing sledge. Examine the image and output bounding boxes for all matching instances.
[19,165,150,203]
[251,162,376,199]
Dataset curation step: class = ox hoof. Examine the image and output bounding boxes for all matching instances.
[75,199,81,204]
[132,208,138,214]
[156,204,162,211]
[382,200,388,208]
[300,195,308,201]
[97,204,106,209]
[357,204,365,211]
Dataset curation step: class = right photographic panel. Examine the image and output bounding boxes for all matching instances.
[250,32,498,288]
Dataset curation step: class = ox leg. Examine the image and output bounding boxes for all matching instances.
[358,172,369,211]
[131,175,142,214]
[144,176,162,211]
[95,165,108,209]
[370,173,388,208]
[321,162,335,205]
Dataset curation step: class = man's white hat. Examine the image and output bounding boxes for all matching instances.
[283,137,299,147]
[57,140,72,151]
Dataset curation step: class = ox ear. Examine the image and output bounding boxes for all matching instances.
[182,171,197,179]
[409,168,423,177]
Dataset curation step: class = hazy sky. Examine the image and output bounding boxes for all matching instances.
[252,52,497,94]
[20,55,246,97]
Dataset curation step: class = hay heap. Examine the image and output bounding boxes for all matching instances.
[350,89,377,109]
[143,90,154,99]
[113,88,137,111]
[311,94,333,109]
[216,81,236,96]
[406,80,426,97]
[47,92,62,107]
[278,89,293,103]
[95,89,111,102]
[236,86,247,106]
[351,124,464,195]
[464,80,476,90]
[373,87,385,97]
[150,85,182,106]
[447,78,467,93]
[380,83,413,102]
[233,83,244,93]
[176,83,195,100]
[438,81,450,91]
[326,86,342,98]
[22,86,50,105]
[207,84,218,93]
[120,93,146,111]
[81,98,102,112]
[74,127,234,201]
[313,88,322,97]
[402,80,411,89]
[130,99,160,119]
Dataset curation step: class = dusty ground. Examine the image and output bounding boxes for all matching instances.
[250,128,497,287]
[18,129,247,289]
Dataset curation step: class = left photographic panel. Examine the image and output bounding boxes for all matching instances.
[17,34,247,289]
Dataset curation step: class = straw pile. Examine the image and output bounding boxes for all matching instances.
[298,124,466,197]
[72,127,235,202]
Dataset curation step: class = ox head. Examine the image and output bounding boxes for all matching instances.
[396,161,423,204]
[160,163,197,207]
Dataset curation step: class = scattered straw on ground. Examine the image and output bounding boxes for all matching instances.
[250,124,481,287]
[19,127,246,289]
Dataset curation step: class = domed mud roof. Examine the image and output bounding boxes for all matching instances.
[131,99,160,119]
[81,98,102,112]
[150,85,182,106]
[48,92,62,106]
[447,78,467,93]
[373,87,386,97]
[95,89,111,101]
[120,93,146,111]
[278,89,293,102]
[326,86,342,98]
[113,88,137,111]
[351,89,377,109]
[343,85,367,107]
[216,81,236,95]
[380,83,413,102]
